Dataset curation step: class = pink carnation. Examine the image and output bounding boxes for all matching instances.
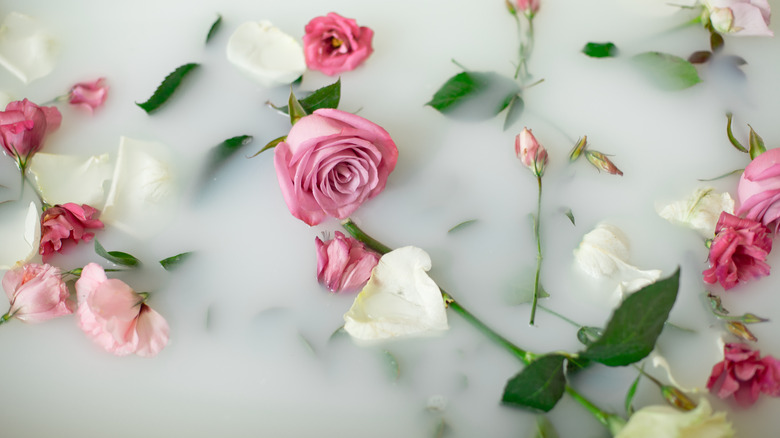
[2,263,73,324]
[303,12,374,75]
[0,99,61,167]
[68,78,108,112]
[39,203,104,262]
[707,343,780,406]
[315,231,380,292]
[703,212,772,290]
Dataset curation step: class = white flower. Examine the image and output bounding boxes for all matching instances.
[343,246,449,342]
[226,21,306,88]
[656,188,734,238]
[0,12,57,84]
[0,202,40,269]
[27,153,113,209]
[614,398,734,438]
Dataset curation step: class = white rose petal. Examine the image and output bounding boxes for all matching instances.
[0,202,40,269]
[615,398,734,438]
[344,246,449,342]
[226,21,306,88]
[657,187,734,238]
[27,153,113,209]
[0,12,57,84]
[651,353,698,393]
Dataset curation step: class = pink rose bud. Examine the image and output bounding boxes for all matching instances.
[274,108,398,226]
[75,263,169,357]
[707,343,780,406]
[704,0,773,37]
[68,78,108,112]
[315,231,380,292]
[303,12,374,75]
[39,203,104,262]
[737,147,780,232]
[703,212,772,290]
[516,0,540,15]
[0,99,62,168]
[515,127,547,177]
[1,263,74,324]
[585,150,623,176]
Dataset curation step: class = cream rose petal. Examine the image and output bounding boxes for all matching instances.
[657,188,734,238]
[226,21,306,88]
[343,246,449,342]
[27,153,113,209]
[0,202,40,270]
[614,398,734,438]
[0,12,57,84]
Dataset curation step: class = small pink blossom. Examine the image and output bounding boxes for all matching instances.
[737,148,780,232]
[2,263,73,324]
[704,0,773,37]
[303,12,374,76]
[516,0,540,15]
[703,212,772,290]
[68,78,108,112]
[39,203,104,262]
[0,99,61,167]
[316,231,380,292]
[515,127,547,177]
[75,263,169,357]
[707,343,780,406]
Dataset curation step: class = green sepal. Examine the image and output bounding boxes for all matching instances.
[748,125,767,160]
[426,71,521,120]
[251,135,287,157]
[159,252,193,271]
[288,88,308,125]
[136,63,200,113]
[94,239,142,268]
[581,42,618,58]
[725,113,748,153]
[502,354,567,412]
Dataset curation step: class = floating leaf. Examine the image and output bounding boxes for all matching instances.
[426,71,521,120]
[582,42,618,58]
[271,79,341,115]
[159,252,193,271]
[251,135,286,158]
[505,268,550,305]
[563,208,575,226]
[448,219,478,234]
[205,14,222,44]
[94,239,141,268]
[532,416,560,438]
[382,349,400,381]
[199,135,254,186]
[502,354,567,412]
[136,63,200,113]
[631,52,701,91]
[581,269,679,366]
[503,94,524,130]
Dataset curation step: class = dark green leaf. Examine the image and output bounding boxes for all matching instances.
[136,63,200,113]
[205,14,222,44]
[426,71,521,120]
[625,369,643,416]
[502,354,567,412]
[581,269,680,366]
[272,79,341,115]
[250,135,286,157]
[503,94,524,130]
[94,239,142,268]
[159,252,193,271]
[200,135,253,185]
[582,42,618,58]
[448,219,478,234]
[631,52,701,91]
[532,416,560,438]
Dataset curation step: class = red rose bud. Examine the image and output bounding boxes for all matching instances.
[569,135,587,162]
[585,150,623,176]
[515,127,548,177]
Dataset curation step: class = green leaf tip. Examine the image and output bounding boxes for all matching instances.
[427,71,521,120]
[159,252,193,271]
[136,63,200,114]
[205,14,222,44]
[582,42,618,58]
[271,78,341,116]
[94,239,142,268]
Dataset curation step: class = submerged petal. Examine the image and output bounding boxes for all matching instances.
[0,12,57,84]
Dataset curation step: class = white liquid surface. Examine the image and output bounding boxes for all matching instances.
[1,1,780,437]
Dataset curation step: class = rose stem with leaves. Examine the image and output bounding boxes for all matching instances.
[341,218,621,430]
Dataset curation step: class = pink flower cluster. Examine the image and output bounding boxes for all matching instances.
[708,343,780,406]
[40,203,105,262]
[316,231,380,292]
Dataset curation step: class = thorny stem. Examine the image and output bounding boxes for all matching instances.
[529,175,543,325]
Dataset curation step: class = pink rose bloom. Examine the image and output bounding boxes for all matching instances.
[737,148,780,232]
[515,127,548,177]
[75,263,169,357]
[704,0,773,37]
[316,231,380,292]
[68,78,108,112]
[303,12,374,75]
[707,343,780,406]
[517,0,540,15]
[703,212,772,290]
[39,203,104,262]
[0,99,62,167]
[274,108,398,226]
[2,263,73,324]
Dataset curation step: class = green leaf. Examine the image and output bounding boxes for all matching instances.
[382,349,400,381]
[631,52,701,91]
[503,94,524,130]
[250,135,286,158]
[505,268,550,305]
[448,219,478,234]
[200,135,253,185]
[581,269,680,366]
[288,88,308,124]
[205,14,222,44]
[725,113,747,153]
[582,42,618,58]
[159,252,193,271]
[532,416,560,438]
[748,124,767,160]
[502,354,567,412]
[426,71,521,120]
[697,168,743,182]
[94,239,142,268]
[136,63,200,113]
[563,208,575,226]
[272,79,342,115]
[624,369,643,416]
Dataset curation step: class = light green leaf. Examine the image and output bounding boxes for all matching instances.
[447,219,477,234]
[250,135,286,157]
[382,349,400,381]
[426,71,521,120]
[159,252,193,271]
[532,416,560,438]
[582,42,618,58]
[503,94,524,130]
[625,368,643,416]
[94,239,142,268]
[502,354,567,412]
[631,52,701,91]
[136,63,200,113]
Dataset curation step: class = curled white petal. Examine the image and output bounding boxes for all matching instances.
[344,246,449,342]
[0,12,57,84]
[226,21,306,88]
[656,188,734,238]
[650,352,699,393]
[27,153,113,209]
[0,202,40,269]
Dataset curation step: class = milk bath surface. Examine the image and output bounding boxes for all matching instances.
[1,1,780,437]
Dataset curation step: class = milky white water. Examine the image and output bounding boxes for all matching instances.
[1,0,780,437]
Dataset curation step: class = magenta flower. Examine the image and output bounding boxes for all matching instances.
[1,263,73,324]
[737,148,780,233]
[316,231,380,292]
[515,127,547,177]
[75,263,169,357]
[0,99,61,168]
[707,343,780,406]
[39,203,104,262]
[303,12,374,76]
[68,78,108,112]
[703,212,772,290]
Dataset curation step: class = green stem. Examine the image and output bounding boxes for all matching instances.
[566,386,623,430]
[529,175,542,325]
[341,219,393,255]
[513,14,535,82]
[0,312,12,326]
[538,305,580,328]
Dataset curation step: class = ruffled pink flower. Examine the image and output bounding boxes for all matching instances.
[316,231,380,292]
[75,263,169,357]
[39,203,104,262]
[303,12,374,75]
[68,78,108,112]
[707,343,780,406]
[515,127,547,177]
[0,99,62,167]
[2,263,73,323]
[516,0,540,15]
[704,0,773,37]
[737,148,780,232]
[703,212,772,290]
[274,108,398,226]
